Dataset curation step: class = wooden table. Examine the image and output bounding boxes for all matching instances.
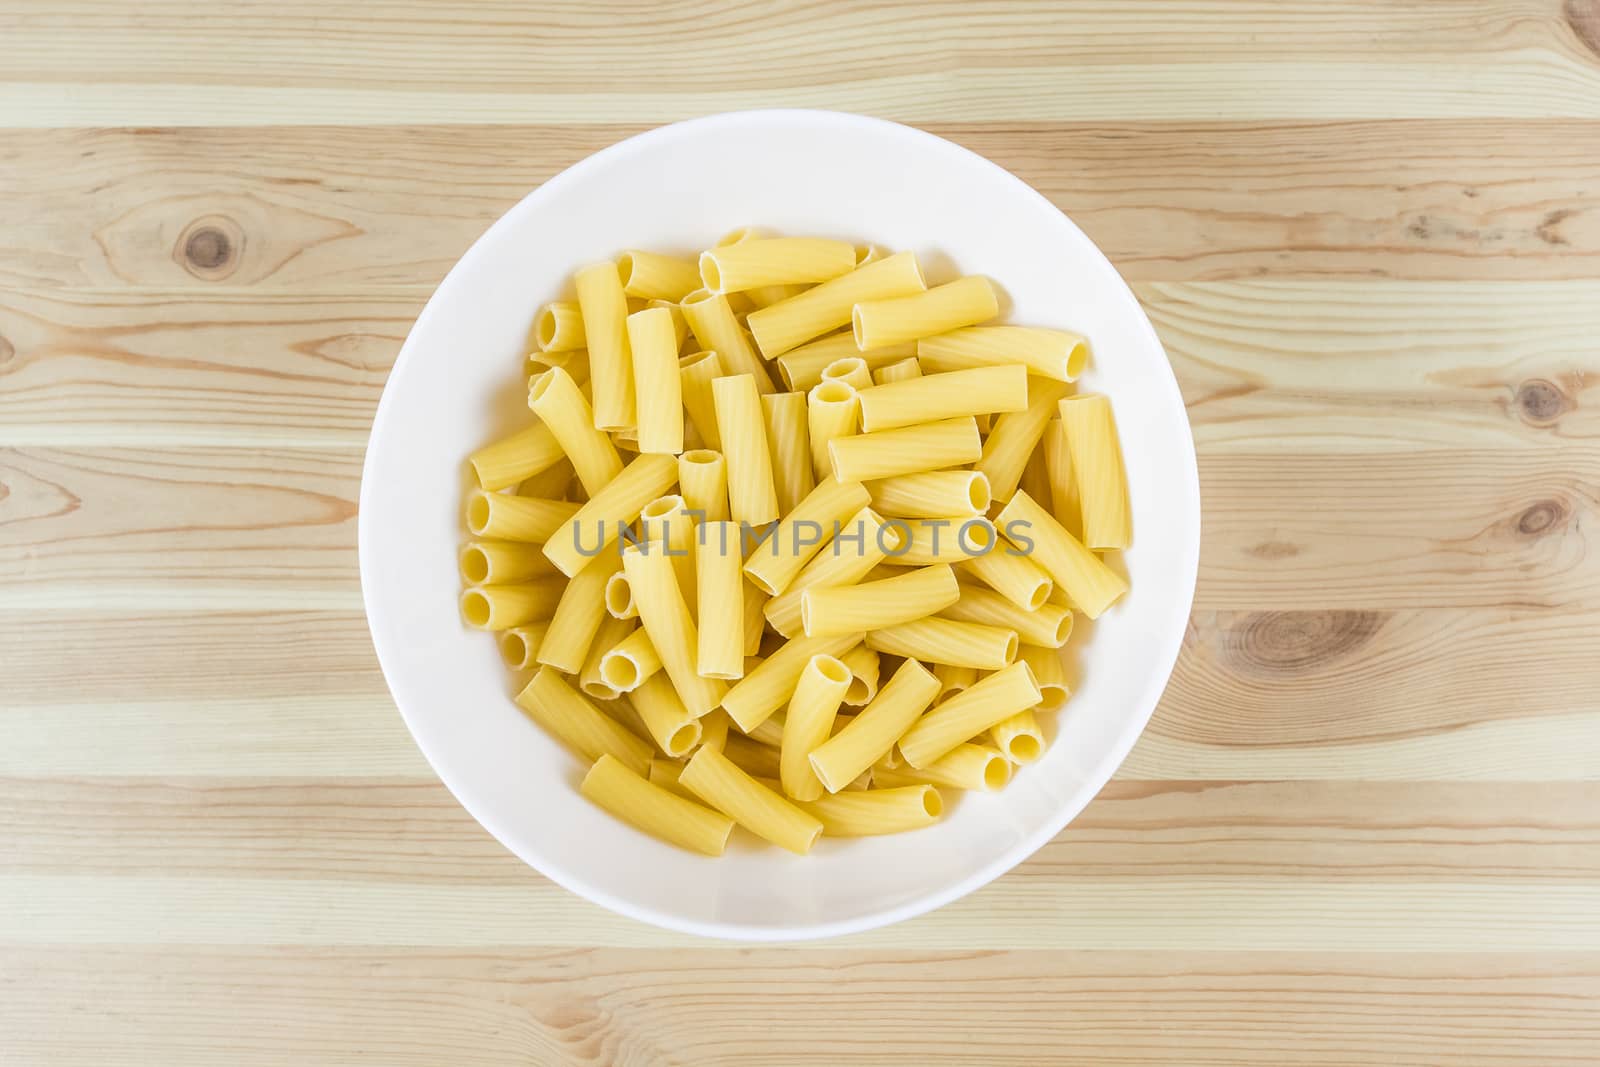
[4,3,1599,1062]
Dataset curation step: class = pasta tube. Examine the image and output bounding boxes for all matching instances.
[777,333,917,391]
[696,520,746,680]
[515,666,653,775]
[578,615,634,700]
[761,391,815,516]
[581,754,733,856]
[542,452,677,578]
[780,655,852,801]
[699,237,856,293]
[853,276,998,351]
[536,552,621,672]
[866,470,989,519]
[933,663,977,702]
[856,365,1028,433]
[721,631,864,732]
[990,708,1045,764]
[1060,394,1131,550]
[712,374,781,526]
[800,563,959,637]
[618,250,701,302]
[940,582,1074,646]
[1020,643,1071,710]
[458,578,564,631]
[743,477,871,596]
[629,672,704,757]
[995,490,1128,619]
[598,625,662,692]
[828,417,981,482]
[681,289,774,392]
[808,658,940,793]
[1041,417,1081,537]
[964,546,1054,610]
[806,381,859,482]
[888,517,996,565]
[762,507,904,637]
[839,644,881,706]
[865,617,1018,670]
[534,300,586,353]
[527,366,623,495]
[679,745,824,854]
[872,357,923,385]
[469,423,565,491]
[497,622,550,670]
[917,326,1088,382]
[459,540,559,585]
[466,491,579,543]
[820,356,874,391]
[626,307,684,454]
[678,449,729,522]
[621,541,727,717]
[977,377,1071,499]
[574,261,635,430]
[797,785,942,836]
[896,661,1041,768]
[747,251,927,357]
[677,349,725,449]
[874,743,1011,792]
[604,570,637,619]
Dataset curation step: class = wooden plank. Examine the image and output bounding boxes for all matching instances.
[3,122,1600,289]
[2,873,1596,950]
[4,948,1597,1066]
[4,777,1594,885]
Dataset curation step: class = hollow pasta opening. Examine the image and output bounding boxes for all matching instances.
[640,495,684,521]
[1051,611,1074,646]
[616,253,637,290]
[604,574,634,617]
[460,545,490,584]
[698,252,723,292]
[599,652,639,691]
[681,449,719,468]
[466,494,491,536]
[921,787,943,817]
[1064,338,1088,380]
[814,655,852,685]
[1003,633,1019,664]
[1025,581,1051,611]
[966,472,992,513]
[527,368,557,403]
[821,357,865,382]
[850,306,867,349]
[498,630,527,668]
[460,589,491,629]
[534,306,559,350]
[812,380,854,405]
[1008,734,1041,763]
[983,755,1013,790]
[666,721,703,758]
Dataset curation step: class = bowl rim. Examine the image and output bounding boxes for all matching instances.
[358,108,1201,941]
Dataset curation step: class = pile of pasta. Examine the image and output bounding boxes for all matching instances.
[460,232,1130,856]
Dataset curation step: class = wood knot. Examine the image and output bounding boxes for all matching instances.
[1228,610,1383,675]
[1516,378,1569,425]
[0,333,13,367]
[1567,0,1600,60]
[174,215,244,280]
[1516,499,1568,537]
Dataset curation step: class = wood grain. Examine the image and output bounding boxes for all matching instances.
[4,949,1595,1066]
[5,1,1600,1060]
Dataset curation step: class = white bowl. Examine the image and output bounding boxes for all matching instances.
[359,110,1200,941]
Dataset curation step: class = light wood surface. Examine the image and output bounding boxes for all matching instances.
[3,2,1598,1062]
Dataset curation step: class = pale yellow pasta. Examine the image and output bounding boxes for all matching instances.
[721,631,864,732]
[864,470,989,520]
[621,540,727,717]
[977,377,1071,498]
[855,244,888,266]
[527,348,590,390]
[469,423,565,491]
[574,261,635,430]
[743,477,871,596]
[744,282,809,308]
[626,307,684,454]
[722,733,782,778]
[1060,394,1131,551]
[498,622,550,670]
[874,743,1011,792]
[581,753,733,856]
[1041,417,1082,538]
[873,357,923,385]
[618,250,701,302]
[828,417,982,482]
[459,578,564,631]
[681,289,775,392]
[806,380,859,483]
[744,713,786,748]
[855,364,1028,433]
[578,615,634,701]
[1020,643,1071,710]
[741,579,766,656]
[1019,446,1053,510]
[518,458,577,501]
[459,540,560,585]
[700,237,856,293]
[648,299,690,351]
[598,625,661,692]
[887,517,996,565]
[797,785,942,836]
[932,663,977,703]
[821,356,874,391]
[777,333,918,391]
[679,745,824,854]
[677,449,729,522]
[940,582,1074,646]
[761,391,815,516]
[801,563,959,637]
[964,546,1054,610]
[466,490,580,543]
[516,666,653,775]
[542,452,677,578]
[603,570,637,619]
[629,672,704,757]
[527,366,623,495]
[712,373,781,526]
[699,709,732,753]
[780,655,852,801]
[536,552,620,672]
[747,251,927,357]
[696,520,746,680]
[839,644,881,706]
[638,495,697,616]
[896,661,1041,768]
[991,708,1045,764]
[917,326,1088,382]
[534,300,586,353]
[808,658,940,793]
[996,489,1128,619]
[647,757,690,795]
[866,617,1018,670]
[763,507,901,637]
[853,276,999,351]
[677,350,726,449]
